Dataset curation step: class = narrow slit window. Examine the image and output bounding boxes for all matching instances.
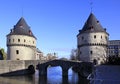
[90,51,93,54]
[94,35,96,39]
[16,50,19,54]
[18,39,20,42]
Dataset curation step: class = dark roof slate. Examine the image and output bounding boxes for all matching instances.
[78,13,108,35]
[7,17,36,39]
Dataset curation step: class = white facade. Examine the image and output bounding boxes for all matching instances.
[77,32,108,64]
[7,35,36,60]
[77,13,109,64]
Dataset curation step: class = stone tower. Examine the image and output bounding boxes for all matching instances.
[7,17,37,60]
[77,13,109,64]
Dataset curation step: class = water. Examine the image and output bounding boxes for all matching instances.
[0,66,89,84]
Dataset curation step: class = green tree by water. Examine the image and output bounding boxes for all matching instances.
[0,48,7,60]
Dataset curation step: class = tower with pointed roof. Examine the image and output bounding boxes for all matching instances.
[7,17,38,60]
[77,13,109,64]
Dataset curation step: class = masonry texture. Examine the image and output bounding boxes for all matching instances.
[0,60,47,74]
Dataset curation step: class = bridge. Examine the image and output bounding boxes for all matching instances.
[37,59,93,77]
[0,59,93,77]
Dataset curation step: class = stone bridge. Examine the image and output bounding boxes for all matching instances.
[37,59,93,77]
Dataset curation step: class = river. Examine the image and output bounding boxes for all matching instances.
[0,66,89,84]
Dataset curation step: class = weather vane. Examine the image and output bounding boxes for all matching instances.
[90,0,93,13]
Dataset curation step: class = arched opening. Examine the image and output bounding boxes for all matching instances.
[47,65,62,83]
[27,65,35,74]
[69,66,78,83]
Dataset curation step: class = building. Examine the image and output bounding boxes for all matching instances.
[77,13,109,64]
[108,40,120,57]
[6,17,43,60]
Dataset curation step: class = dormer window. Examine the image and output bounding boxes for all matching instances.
[97,20,99,23]
[29,30,32,35]
[19,24,23,28]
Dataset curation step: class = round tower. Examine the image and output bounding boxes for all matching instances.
[6,17,37,60]
[77,13,109,64]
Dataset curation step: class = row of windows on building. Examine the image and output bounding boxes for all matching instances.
[108,50,120,54]
[81,35,108,40]
[108,45,120,49]
[109,41,120,45]
[8,39,35,44]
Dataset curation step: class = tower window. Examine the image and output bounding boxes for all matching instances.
[90,51,93,54]
[9,39,11,42]
[24,39,26,42]
[82,36,84,40]
[18,39,20,42]
[33,41,34,44]
[13,39,14,42]
[94,35,96,39]
[101,36,102,39]
[79,51,82,54]
[16,50,19,54]
[105,36,107,40]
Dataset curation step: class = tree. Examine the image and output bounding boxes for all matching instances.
[70,49,77,60]
[0,48,7,60]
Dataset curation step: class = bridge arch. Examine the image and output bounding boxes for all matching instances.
[27,65,35,74]
[37,60,93,77]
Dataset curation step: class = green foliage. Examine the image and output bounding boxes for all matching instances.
[0,48,7,60]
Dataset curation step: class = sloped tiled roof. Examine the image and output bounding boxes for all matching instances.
[7,17,36,39]
[78,13,108,35]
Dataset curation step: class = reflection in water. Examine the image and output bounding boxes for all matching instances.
[0,67,89,84]
[0,75,35,84]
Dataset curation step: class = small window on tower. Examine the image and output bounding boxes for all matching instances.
[105,36,107,40]
[94,35,96,39]
[80,51,82,54]
[101,36,102,39]
[82,36,84,40]
[18,39,20,42]
[24,39,26,42]
[13,39,14,42]
[90,51,93,54]
[16,50,19,54]
[9,39,11,42]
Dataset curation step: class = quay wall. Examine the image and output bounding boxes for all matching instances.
[0,60,46,74]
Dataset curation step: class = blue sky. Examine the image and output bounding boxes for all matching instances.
[0,0,120,58]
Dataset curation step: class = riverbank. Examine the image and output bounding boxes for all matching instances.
[0,65,35,76]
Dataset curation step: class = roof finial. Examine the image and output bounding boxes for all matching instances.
[21,4,24,17]
[22,7,23,17]
[90,0,93,13]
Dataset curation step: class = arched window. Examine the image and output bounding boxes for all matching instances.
[90,51,93,54]
[13,39,14,42]
[24,39,26,42]
[94,35,96,39]
[9,39,11,42]
[16,50,19,54]
[18,39,20,42]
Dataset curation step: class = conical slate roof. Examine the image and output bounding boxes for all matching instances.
[7,17,36,39]
[78,13,108,35]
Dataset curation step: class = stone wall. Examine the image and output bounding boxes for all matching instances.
[0,60,46,74]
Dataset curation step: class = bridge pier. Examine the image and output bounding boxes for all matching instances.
[62,66,70,77]
[62,69,68,76]
[38,65,47,76]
